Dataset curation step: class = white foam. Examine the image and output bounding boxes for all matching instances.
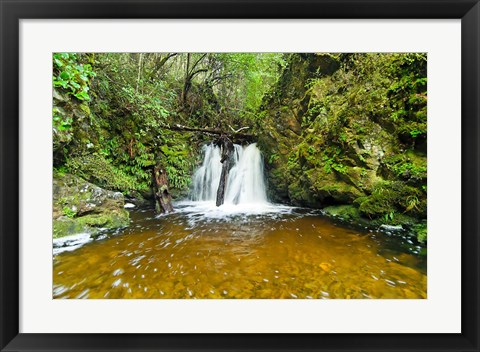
[53,233,93,255]
[173,200,295,219]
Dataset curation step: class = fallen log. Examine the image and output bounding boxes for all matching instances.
[153,164,174,213]
[162,124,255,143]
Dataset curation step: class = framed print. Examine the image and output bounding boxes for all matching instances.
[1,0,479,351]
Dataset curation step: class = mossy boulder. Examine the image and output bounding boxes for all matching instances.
[354,180,426,219]
[323,205,364,224]
[258,53,427,238]
[53,173,130,238]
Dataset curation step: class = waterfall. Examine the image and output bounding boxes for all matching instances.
[191,143,268,205]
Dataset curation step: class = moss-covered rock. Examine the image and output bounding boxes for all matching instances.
[257,53,427,235]
[323,205,364,223]
[53,173,130,238]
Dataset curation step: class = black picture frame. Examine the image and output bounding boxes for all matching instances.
[1,0,479,351]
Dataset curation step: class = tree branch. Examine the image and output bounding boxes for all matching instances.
[161,124,255,142]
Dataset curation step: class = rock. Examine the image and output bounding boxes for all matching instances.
[258,53,427,235]
[379,224,403,232]
[319,262,332,272]
[323,205,361,221]
[53,88,69,102]
[53,173,129,238]
[322,205,372,229]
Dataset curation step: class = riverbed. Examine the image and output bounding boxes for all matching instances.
[53,201,426,299]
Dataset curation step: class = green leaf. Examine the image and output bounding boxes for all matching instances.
[74,91,90,101]
[58,124,72,131]
[60,71,70,80]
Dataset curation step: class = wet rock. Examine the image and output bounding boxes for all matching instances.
[379,224,403,232]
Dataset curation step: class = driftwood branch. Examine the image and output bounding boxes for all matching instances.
[228,125,250,134]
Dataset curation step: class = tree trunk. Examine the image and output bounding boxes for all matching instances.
[153,164,174,213]
[215,137,233,207]
[135,53,143,94]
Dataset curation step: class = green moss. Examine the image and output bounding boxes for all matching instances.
[355,196,395,218]
[53,219,87,239]
[79,103,91,116]
[323,205,361,222]
[288,179,317,206]
[53,173,130,238]
[53,210,129,239]
[322,204,421,231]
[385,150,427,184]
[414,222,427,243]
[354,180,425,219]
[76,210,129,229]
[259,54,427,233]
[62,206,77,218]
[66,154,148,192]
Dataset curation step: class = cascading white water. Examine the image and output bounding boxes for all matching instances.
[191,143,268,205]
[192,144,222,201]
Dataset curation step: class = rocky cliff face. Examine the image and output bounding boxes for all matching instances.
[257,53,427,241]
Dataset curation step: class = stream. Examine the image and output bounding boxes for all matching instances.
[53,143,426,299]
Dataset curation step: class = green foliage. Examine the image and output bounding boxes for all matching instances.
[214,53,286,115]
[53,52,288,198]
[66,154,148,193]
[392,161,426,180]
[385,151,427,185]
[302,53,427,149]
[53,107,72,131]
[384,211,395,222]
[387,54,427,146]
[79,54,196,195]
[118,84,172,132]
[160,142,195,191]
[54,165,68,176]
[414,223,427,243]
[409,128,424,139]
[268,153,280,164]
[354,181,425,219]
[321,147,348,175]
[62,206,77,218]
[52,51,428,243]
[53,53,96,101]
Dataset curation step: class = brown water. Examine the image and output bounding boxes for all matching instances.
[53,202,427,299]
